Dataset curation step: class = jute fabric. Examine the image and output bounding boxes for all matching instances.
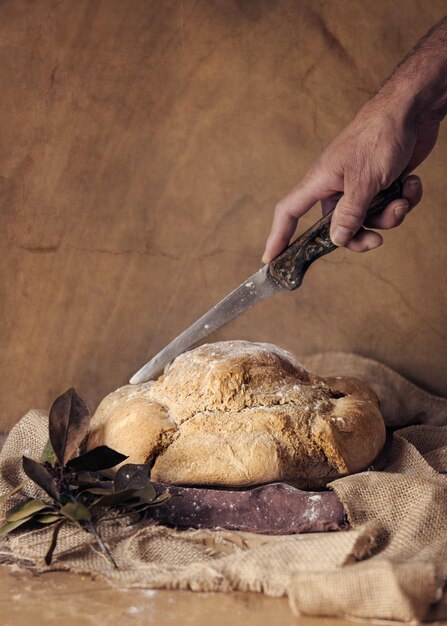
[1,353,446,622]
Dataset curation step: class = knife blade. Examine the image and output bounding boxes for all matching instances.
[130,180,402,384]
[130,265,283,384]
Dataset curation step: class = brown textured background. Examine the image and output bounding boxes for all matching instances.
[1,0,446,429]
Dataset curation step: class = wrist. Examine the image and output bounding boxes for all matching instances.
[387,62,447,122]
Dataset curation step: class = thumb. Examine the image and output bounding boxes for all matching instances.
[330,182,376,247]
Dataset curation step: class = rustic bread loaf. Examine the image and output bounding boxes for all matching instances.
[87,341,386,487]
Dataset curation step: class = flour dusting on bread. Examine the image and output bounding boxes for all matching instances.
[87,340,386,487]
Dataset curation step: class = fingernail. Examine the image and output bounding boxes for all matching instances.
[393,201,409,220]
[331,226,352,246]
[367,239,383,251]
[409,178,420,192]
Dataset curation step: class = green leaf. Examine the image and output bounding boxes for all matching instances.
[40,438,57,464]
[6,499,51,522]
[45,520,66,565]
[70,470,107,484]
[134,484,157,503]
[35,513,61,524]
[60,501,91,522]
[82,487,114,496]
[112,486,166,511]
[0,517,33,535]
[66,446,128,472]
[22,456,59,501]
[146,493,171,505]
[49,388,90,466]
[70,476,113,494]
[114,464,152,490]
[133,493,171,511]
[91,488,139,508]
[0,480,29,503]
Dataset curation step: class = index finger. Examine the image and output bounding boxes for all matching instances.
[262,181,331,263]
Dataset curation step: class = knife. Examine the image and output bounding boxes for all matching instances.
[130,180,402,384]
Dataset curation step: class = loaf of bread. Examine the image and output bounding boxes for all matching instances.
[87,341,386,487]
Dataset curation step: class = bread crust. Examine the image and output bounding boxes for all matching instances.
[87,341,386,487]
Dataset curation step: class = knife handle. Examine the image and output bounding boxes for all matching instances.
[267,179,402,290]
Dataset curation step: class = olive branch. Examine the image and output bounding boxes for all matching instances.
[0,388,169,567]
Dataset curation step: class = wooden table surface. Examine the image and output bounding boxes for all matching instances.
[0,564,376,626]
[2,564,447,626]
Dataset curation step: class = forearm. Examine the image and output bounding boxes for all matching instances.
[377,16,447,121]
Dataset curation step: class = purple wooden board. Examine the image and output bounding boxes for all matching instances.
[149,481,347,534]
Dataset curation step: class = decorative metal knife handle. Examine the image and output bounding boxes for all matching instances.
[267,179,402,290]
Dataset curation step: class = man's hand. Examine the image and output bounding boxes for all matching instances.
[262,17,447,263]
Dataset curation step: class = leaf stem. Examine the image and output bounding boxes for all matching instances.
[86,520,118,569]
[45,520,66,565]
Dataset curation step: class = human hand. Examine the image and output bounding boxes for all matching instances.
[262,97,439,262]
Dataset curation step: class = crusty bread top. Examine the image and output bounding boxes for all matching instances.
[87,341,386,487]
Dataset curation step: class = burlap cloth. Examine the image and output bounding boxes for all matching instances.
[1,352,447,622]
